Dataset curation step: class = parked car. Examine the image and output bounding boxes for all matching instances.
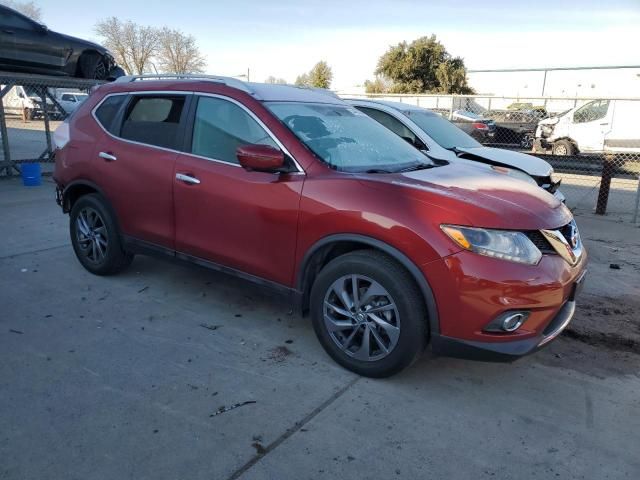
[483,109,544,149]
[53,75,587,377]
[536,99,640,156]
[55,91,88,114]
[450,109,497,142]
[346,99,564,201]
[0,5,123,80]
[0,84,63,119]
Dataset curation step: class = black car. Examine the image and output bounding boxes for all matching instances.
[0,5,123,80]
[449,110,497,142]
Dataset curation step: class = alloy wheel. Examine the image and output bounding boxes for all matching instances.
[323,274,401,362]
[76,207,108,264]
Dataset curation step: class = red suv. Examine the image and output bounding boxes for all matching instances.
[53,75,587,377]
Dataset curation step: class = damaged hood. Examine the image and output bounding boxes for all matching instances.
[454,146,553,177]
[359,162,571,230]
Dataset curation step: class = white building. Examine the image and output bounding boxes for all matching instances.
[467,65,640,98]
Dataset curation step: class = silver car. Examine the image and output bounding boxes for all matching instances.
[346,99,564,201]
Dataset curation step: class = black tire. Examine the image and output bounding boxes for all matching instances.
[78,52,108,80]
[69,194,133,275]
[310,250,428,378]
[552,139,575,156]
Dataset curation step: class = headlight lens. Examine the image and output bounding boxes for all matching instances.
[441,225,542,265]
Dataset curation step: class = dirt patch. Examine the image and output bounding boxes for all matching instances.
[264,345,293,363]
[566,294,640,354]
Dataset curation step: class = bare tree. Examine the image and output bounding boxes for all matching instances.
[5,0,42,21]
[265,76,287,84]
[156,28,206,74]
[95,17,159,75]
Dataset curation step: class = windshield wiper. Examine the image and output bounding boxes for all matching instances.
[397,163,434,172]
[364,168,395,174]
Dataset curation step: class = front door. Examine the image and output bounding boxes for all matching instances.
[173,95,304,286]
[569,100,611,152]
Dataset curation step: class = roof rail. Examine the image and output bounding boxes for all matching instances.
[114,74,253,95]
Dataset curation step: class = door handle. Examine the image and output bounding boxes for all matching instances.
[600,123,609,126]
[2,29,15,34]
[98,151,117,162]
[176,173,200,185]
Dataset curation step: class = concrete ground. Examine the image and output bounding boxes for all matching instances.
[1,178,639,480]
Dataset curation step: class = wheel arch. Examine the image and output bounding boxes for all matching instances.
[297,234,440,335]
[75,49,105,76]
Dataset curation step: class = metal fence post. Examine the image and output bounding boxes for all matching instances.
[0,83,14,176]
[39,87,52,160]
[633,175,640,223]
[596,154,615,215]
[449,96,454,120]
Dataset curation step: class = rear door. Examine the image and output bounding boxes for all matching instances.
[173,94,304,286]
[92,93,191,248]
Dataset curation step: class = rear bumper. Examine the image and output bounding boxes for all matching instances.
[431,299,576,362]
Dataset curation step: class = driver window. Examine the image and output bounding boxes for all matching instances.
[0,9,36,29]
[574,100,610,124]
[356,107,423,148]
[191,96,277,164]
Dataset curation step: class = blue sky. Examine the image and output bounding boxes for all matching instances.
[34,0,640,89]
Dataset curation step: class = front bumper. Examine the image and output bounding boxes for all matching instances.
[432,296,578,362]
[422,247,587,362]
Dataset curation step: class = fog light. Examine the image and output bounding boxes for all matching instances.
[502,313,526,332]
[484,311,530,333]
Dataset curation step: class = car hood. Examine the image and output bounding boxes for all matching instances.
[359,163,571,231]
[455,147,552,177]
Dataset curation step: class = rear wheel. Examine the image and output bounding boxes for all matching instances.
[70,194,133,275]
[310,250,428,378]
[78,52,107,80]
[552,139,574,156]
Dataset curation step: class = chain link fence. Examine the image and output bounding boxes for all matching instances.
[1,73,104,176]
[343,93,640,222]
[2,77,639,222]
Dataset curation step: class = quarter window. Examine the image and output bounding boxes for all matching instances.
[191,96,277,164]
[95,94,127,135]
[573,100,610,124]
[120,95,186,149]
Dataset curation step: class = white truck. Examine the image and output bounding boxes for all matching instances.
[1,85,62,120]
[536,99,640,156]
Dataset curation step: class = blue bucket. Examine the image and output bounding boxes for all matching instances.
[21,163,42,187]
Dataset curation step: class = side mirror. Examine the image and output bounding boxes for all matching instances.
[236,144,285,172]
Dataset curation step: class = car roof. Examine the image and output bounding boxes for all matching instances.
[346,98,439,116]
[110,75,344,105]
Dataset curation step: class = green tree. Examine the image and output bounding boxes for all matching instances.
[295,61,333,89]
[294,73,309,87]
[308,61,333,88]
[371,35,472,94]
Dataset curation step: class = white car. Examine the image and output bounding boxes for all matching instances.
[56,92,89,115]
[536,99,640,156]
[346,99,564,201]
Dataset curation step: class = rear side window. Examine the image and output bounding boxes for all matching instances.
[95,95,127,134]
[356,106,419,146]
[120,96,186,149]
[191,96,277,164]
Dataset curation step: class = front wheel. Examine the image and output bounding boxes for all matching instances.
[310,250,428,378]
[70,194,133,275]
[552,139,574,156]
[78,52,108,80]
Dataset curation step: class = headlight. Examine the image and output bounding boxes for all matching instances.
[441,225,542,265]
